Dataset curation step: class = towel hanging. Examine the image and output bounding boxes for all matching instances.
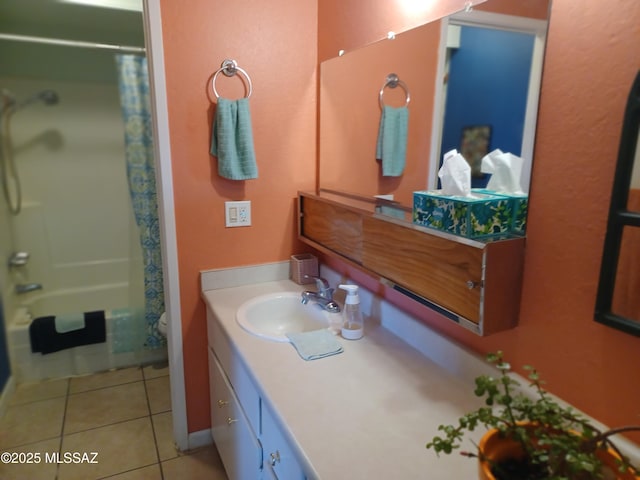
[211,59,253,100]
[379,73,410,109]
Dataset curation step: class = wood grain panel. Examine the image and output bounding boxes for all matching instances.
[362,216,483,322]
[300,196,363,263]
[298,192,525,335]
[482,239,525,334]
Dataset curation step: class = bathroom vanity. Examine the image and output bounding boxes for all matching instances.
[202,263,640,479]
[202,264,491,479]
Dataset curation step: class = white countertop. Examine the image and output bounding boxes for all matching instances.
[202,277,488,479]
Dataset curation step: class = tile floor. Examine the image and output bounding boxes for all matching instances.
[0,364,229,480]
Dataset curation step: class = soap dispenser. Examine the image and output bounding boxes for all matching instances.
[339,284,364,340]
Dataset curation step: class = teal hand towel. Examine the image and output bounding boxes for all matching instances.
[54,312,86,334]
[286,329,343,361]
[210,97,258,180]
[376,105,409,177]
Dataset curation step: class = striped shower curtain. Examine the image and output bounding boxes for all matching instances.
[115,54,165,349]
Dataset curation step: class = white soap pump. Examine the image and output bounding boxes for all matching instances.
[338,284,363,340]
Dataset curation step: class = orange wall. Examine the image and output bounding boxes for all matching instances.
[159,0,317,432]
[161,0,640,438]
[319,20,440,204]
[318,0,484,62]
[320,0,640,440]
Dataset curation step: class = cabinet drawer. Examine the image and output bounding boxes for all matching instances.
[261,402,305,480]
[208,349,262,480]
[207,310,261,433]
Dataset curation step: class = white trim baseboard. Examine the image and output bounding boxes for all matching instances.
[188,428,213,451]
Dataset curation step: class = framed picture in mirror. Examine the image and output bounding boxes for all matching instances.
[460,125,491,177]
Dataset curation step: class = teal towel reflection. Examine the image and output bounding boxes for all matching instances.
[376,105,409,177]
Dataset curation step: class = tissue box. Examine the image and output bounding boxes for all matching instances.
[413,190,514,239]
[474,189,528,235]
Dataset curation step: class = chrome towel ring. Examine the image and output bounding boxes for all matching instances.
[212,59,253,99]
[379,73,410,109]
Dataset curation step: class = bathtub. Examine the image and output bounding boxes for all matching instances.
[8,283,167,383]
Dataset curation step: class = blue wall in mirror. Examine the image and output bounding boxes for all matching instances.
[440,26,535,187]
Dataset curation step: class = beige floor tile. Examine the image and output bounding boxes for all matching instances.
[142,362,169,380]
[58,417,157,480]
[101,463,162,480]
[0,397,65,449]
[65,381,148,434]
[161,446,227,480]
[69,367,143,394]
[152,411,178,461]
[9,378,69,406]
[0,437,60,480]
[145,376,171,414]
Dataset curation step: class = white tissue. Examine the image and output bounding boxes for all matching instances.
[481,149,525,194]
[438,149,471,197]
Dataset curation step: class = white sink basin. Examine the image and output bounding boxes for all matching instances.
[236,291,336,342]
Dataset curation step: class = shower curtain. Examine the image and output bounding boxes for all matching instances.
[115,54,165,349]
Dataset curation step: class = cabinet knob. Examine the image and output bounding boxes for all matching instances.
[217,399,229,408]
[226,417,238,425]
[466,280,478,290]
[270,450,280,466]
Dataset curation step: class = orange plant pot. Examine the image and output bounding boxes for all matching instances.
[477,427,640,480]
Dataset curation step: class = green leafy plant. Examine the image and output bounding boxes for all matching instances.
[426,352,640,480]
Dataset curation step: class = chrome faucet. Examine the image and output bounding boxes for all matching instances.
[301,276,340,313]
[15,283,43,294]
[8,251,30,268]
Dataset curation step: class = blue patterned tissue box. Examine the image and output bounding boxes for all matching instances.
[474,189,528,235]
[413,190,514,239]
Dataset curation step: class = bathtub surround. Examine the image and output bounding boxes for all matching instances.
[9,304,165,383]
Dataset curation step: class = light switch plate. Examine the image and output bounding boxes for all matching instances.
[225,201,251,227]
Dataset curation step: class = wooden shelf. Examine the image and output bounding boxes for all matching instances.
[298,191,525,335]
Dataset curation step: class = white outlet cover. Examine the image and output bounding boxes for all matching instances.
[225,201,251,227]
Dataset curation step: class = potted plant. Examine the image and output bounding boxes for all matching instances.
[426,352,640,480]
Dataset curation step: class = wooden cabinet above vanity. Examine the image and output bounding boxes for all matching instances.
[298,190,526,335]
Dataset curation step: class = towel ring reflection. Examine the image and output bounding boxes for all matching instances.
[379,73,410,109]
[212,59,253,100]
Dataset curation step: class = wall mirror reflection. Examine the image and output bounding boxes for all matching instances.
[319,0,550,223]
[595,70,640,336]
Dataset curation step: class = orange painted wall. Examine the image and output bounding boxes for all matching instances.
[319,20,441,204]
[320,0,640,440]
[318,0,483,62]
[159,0,317,432]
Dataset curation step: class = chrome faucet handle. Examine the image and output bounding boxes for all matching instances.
[304,275,333,298]
[9,251,30,267]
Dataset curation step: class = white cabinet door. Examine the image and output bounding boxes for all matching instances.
[208,348,262,480]
[261,402,305,480]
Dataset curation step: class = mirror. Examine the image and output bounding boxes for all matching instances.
[595,70,640,336]
[319,0,551,209]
